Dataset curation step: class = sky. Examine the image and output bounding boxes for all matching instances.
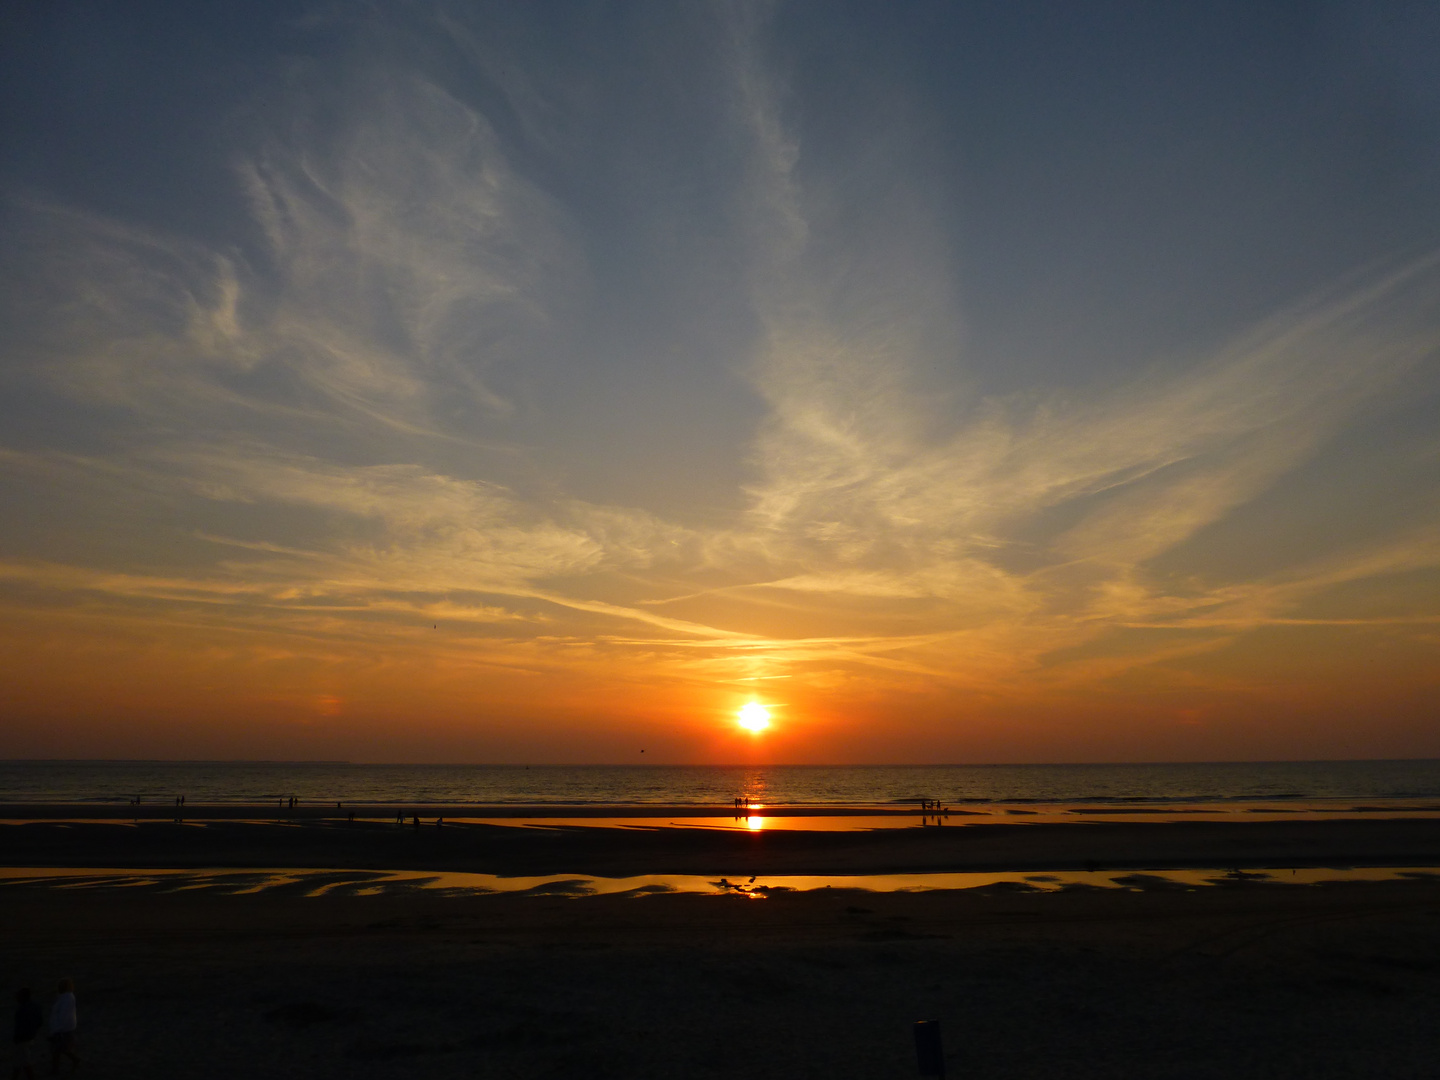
[1,1,1439,763]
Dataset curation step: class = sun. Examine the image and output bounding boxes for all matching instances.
[737,702,771,733]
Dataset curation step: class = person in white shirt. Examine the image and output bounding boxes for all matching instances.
[47,981,78,1075]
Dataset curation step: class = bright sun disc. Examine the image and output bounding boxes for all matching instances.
[738,702,771,732]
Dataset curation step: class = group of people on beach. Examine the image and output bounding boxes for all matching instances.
[11,980,78,1077]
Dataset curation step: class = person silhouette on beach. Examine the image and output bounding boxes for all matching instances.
[47,980,78,1075]
[11,988,42,1080]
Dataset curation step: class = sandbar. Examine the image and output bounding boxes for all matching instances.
[5,809,1440,877]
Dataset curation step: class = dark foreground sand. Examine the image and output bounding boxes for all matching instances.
[4,815,1440,1079]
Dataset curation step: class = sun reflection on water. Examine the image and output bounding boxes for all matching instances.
[746,816,764,831]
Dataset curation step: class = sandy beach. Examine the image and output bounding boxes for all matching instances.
[6,806,1440,876]
[2,810,1440,1078]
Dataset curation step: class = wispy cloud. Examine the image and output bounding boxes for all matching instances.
[1,1,1438,744]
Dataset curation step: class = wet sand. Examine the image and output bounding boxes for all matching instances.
[6,811,1440,877]
[4,812,1440,1078]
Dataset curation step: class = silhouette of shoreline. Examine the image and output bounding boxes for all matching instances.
[4,812,1440,878]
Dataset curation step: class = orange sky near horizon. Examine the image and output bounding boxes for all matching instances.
[2,551,1438,762]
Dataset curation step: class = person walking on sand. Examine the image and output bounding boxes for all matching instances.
[12,988,43,1080]
[46,980,78,1075]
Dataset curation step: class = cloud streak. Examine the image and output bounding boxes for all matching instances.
[1,2,1439,756]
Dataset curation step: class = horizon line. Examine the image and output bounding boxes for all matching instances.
[3,758,1438,768]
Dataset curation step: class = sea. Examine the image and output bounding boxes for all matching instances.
[3,759,1440,807]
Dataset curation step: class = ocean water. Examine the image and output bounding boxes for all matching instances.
[3,759,1440,807]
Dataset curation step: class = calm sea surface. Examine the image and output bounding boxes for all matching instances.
[3,760,1440,806]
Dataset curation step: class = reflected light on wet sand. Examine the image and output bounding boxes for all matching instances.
[2,865,1438,898]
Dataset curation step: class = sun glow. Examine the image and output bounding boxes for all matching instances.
[737,702,771,732]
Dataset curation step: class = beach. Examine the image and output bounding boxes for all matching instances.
[3,809,1440,1077]
[6,804,1440,876]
